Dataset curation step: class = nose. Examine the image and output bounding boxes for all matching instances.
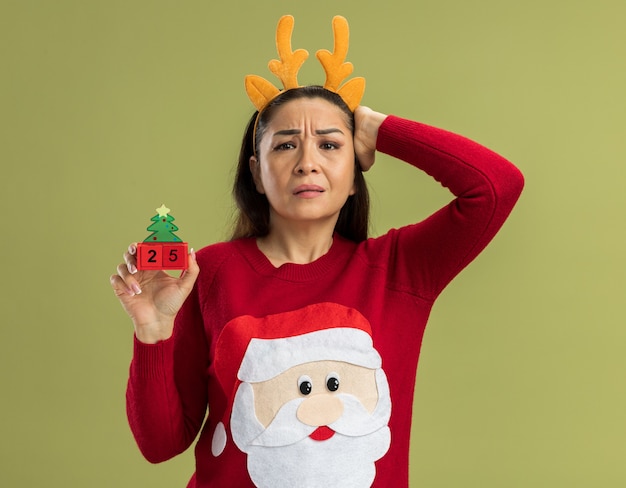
[294,142,319,175]
[296,393,344,426]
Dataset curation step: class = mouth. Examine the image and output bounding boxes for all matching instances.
[293,185,325,197]
[309,425,335,441]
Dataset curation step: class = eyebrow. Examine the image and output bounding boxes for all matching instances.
[273,128,345,136]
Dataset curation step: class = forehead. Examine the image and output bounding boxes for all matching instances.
[267,97,351,130]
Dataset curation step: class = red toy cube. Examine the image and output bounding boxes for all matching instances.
[137,242,188,270]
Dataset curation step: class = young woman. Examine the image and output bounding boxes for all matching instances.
[111,17,524,488]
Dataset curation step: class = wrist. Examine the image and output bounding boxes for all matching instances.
[134,320,174,344]
[355,107,387,148]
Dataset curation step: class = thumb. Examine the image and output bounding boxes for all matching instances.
[178,248,200,293]
[355,140,376,171]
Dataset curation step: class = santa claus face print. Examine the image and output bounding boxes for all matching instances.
[211,303,392,487]
[230,361,391,488]
[250,97,356,230]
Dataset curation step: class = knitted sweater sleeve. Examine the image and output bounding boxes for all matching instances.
[372,115,524,300]
[126,283,209,463]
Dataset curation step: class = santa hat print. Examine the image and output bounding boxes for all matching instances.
[210,302,380,457]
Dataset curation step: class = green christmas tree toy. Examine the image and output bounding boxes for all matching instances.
[136,204,188,270]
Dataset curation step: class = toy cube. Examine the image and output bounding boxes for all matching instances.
[162,244,188,269]
[137,242,188,271]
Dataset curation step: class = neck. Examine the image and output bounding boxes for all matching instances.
[257,218,336,267]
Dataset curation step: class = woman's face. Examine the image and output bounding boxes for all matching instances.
[250,97,356,230]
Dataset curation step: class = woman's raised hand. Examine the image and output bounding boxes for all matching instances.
[353,106,387,172]
[110,244,200,344]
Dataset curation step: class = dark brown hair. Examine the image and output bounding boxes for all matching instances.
[231,86,369,242]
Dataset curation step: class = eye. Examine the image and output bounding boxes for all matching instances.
[274,142,296,151]
[298,375,312,395]
[320,142,339,150]
[326,373,340,392]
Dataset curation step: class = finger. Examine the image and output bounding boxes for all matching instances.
[110,274,136,297]
[124,247,138,274]
[116,263,142,295]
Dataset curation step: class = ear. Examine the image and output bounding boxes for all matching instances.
[249,156,265,194]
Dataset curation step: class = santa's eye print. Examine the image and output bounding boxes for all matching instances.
[326,373,340,392]
[298,375,313,395]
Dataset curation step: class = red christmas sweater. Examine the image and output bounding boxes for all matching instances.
[126,115,524,487]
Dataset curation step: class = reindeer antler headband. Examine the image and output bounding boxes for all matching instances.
[245,15,365,113]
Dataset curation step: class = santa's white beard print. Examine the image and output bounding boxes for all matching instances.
[230,378,391,488]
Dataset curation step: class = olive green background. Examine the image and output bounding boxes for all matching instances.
[1,0,624,486]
